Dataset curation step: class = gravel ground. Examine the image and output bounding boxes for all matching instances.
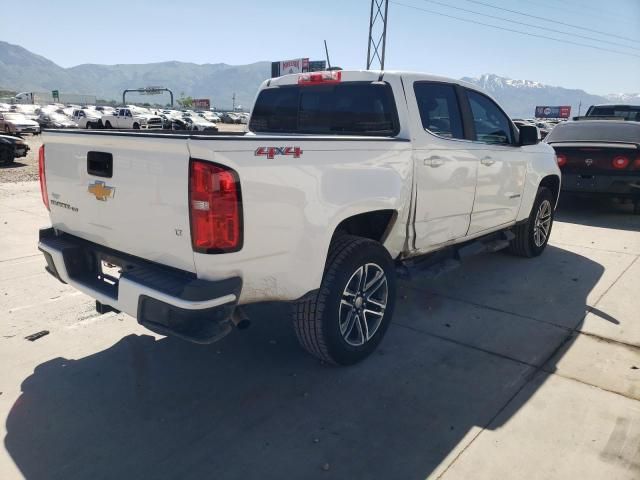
[0,134,42,183]
[0,124,248,184]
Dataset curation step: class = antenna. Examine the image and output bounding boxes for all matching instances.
[366,0,389,70]
[324,40,332,69]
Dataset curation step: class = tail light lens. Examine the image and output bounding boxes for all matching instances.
[38,145,49,210]
[298,70,342,85]
[634,157,640,170]
[556,153,567,167]
[612,155,630,169]
[189,159,242,253]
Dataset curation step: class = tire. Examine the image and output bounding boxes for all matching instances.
[0,149,13,165]
[293,235,397,365]
[509,186,554,257]
[4,126,10,133]
[133,122,140,130]
[86,122,93,129]
[104,121,112,129]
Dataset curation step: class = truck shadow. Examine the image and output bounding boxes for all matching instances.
[0,162,28,169]
[4,246,606,480]
[556,193,640,231]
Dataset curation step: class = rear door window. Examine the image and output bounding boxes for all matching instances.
[413,82,464,139]
[466,90,514,145]
[250,82,399,136]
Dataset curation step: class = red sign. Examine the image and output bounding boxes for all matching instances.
[535,105,571,119]
[192,98,210,110]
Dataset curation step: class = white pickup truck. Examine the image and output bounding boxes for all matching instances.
[37,70,560,365]
[101,107,163,130]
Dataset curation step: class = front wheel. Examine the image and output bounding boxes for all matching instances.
[509,186,555,257]
[293,235,396,365]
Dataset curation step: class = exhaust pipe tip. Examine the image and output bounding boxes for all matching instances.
[232,307,251,330]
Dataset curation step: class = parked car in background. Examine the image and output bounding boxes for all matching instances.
[220,112,240,124]
[0,133,29,164]
[585,104,640,121]
[546,120,640,213]
[101,107,163,129]
[535,122,552,139]
[95,106,116,116]
[199,111,221,123]
[72,109,103,129]
[37,112,78,129]
[183,114,218,132]
[0,112,41,134]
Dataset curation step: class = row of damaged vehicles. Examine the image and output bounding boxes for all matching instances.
[0,103,228,135]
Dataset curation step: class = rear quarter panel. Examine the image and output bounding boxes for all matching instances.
[188,138,413,303]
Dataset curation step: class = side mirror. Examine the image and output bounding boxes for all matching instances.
[518,124,539,146]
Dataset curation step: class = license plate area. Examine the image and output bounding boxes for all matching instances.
[99,258,122,285]
[577,174,597,188]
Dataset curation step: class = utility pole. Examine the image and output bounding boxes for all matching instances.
[366,0,389,70]
[232,93,236,111]
[578,100,582,116]
[324,40,332,69]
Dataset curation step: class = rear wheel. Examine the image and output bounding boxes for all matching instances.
[509,187,554,257]
[104,121,112,129]
[293,235,396,365]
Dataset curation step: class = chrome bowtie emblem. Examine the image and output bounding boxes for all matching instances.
[585,158,594,166]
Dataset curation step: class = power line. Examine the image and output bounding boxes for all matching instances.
[390,1,640,59]
[463,0,640,44]
[519,0,640,27]
[420,0,640,52]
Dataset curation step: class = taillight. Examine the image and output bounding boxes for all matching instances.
[612,155,630,169]
[634,157,640,170]
[556,153,567,167]
[189,159,242,253]
[38,145,49,210]
[298,70,342,85]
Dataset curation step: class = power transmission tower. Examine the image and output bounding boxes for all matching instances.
[366,0,389,70]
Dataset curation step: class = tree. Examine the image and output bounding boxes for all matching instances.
[178,95,193,108]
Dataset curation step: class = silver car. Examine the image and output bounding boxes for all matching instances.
[0,112,41,135]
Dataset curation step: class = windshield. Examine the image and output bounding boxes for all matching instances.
[546,121,640,143]
[249,81,399,136]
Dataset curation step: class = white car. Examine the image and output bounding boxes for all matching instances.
[38,70,559,365]
[199,112,221,123]
[71,109,103,129]
[0,112,40,134]
[184,114,217,131]
[101,107,163,129]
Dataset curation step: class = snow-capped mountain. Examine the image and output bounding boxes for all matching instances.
[461,74,639,118]
[605,92,640,103]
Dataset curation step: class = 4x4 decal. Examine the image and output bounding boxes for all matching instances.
[254,146,303,159]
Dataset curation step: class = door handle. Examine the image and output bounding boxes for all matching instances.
[424,156,445,168]
[480,156,495,166]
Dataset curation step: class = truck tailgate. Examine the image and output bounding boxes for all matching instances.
[43,132,196,272]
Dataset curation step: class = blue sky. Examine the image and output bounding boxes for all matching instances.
[3,0,639,94]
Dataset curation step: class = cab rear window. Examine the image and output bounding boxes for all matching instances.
[249,82,399,136]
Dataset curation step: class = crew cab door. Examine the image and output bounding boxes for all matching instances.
[462,89,526,235]
[407,80,478,251]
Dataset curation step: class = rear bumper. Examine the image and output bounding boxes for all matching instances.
[561,173,640,196]
[38,228,242,343]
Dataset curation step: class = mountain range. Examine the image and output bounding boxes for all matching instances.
[1,40,638,116]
